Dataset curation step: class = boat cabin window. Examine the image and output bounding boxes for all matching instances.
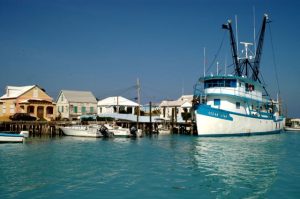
[245,83,255,92]
[236,102,240,109]
[204,79,237,88]
[214,99,221,106]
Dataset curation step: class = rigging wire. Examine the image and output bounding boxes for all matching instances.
[98,85,137,99]
[206,31,227,73]
[268,23,281,95]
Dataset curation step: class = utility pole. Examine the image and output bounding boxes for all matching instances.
[203,47,206,76]
[136,78,141,129]
[149,101,152,134]
[117,96,119,113]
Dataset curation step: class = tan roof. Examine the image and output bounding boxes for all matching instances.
[59,90,97,103]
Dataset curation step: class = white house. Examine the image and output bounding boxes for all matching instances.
[56,90,97,120]
[97,96,139,115]
[159,95,193,122]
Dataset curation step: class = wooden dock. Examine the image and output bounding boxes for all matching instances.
[0,121,64,136]
[0,120,196,136]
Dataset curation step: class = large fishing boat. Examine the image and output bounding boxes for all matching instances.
[193,14,285,136]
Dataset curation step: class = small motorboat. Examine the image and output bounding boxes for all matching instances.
[103,124,142,137]
[0,131,29,143]
[284,119,300,131]
[60,125,102,138]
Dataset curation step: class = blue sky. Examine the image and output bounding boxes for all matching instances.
[0,0,299,117]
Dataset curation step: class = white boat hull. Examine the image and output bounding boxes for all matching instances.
[104,124,142,137]
[60,126,102,138]
[284,127,300,131]
[158,129,171,135]
[195,106,284,136]
[0,133,24,143]
[109,129,131,137]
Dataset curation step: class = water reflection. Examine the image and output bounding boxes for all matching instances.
[191,134,283,198]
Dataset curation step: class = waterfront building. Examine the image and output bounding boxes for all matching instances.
[142,102,160,115]
[0,85,56,121]
[56,90,97,120]
[159,95,193,123]
[97,96,139,115]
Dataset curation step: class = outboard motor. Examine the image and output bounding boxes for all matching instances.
[130,126,138,137]
[20,131,29,138]
[99,125,112,138]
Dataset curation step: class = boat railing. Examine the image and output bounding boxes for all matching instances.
[204,87,264,102]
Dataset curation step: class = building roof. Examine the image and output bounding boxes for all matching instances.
[59,90,97,103]
[0,85,36,99]
[160,95,193,107]
[92,113,159,123]
[98,96,139,107]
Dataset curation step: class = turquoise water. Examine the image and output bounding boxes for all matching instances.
[1,132,300,198]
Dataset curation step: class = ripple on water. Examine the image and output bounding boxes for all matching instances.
[1,133,300,198]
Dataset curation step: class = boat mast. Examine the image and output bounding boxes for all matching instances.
[253,6,257,54]
[203,47,206,77]
[222,20,240,76]
[136,78,141,128]
[252,14,269,81]
[235,15,239,53]
[222,14,269,82]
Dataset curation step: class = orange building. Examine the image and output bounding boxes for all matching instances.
[0,85,56,121]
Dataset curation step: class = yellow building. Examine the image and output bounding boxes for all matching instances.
[0,85,56,121]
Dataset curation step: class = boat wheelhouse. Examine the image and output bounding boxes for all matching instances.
[193,14,284,136]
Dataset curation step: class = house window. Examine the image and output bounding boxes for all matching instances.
[127,107,132,114]
[3,105,6,113]
[62,106,64,113]
[74,106,78,113]
[90,107,94,113]
[61,95,64,101]
[10,105,15,113]
[82,106,86,114]
[214,99,221,106]
[119,106,125,113]
[46,107,53,114]
[236,102,241,109]
[28,106,34,114]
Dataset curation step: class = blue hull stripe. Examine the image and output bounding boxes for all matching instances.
[0,133,24,137]
[197,130,282,137]
[197,105,233,121]
[196,105,284,122]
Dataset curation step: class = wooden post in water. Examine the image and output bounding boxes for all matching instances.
[136,78,141,133]
[149,101,152,134]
